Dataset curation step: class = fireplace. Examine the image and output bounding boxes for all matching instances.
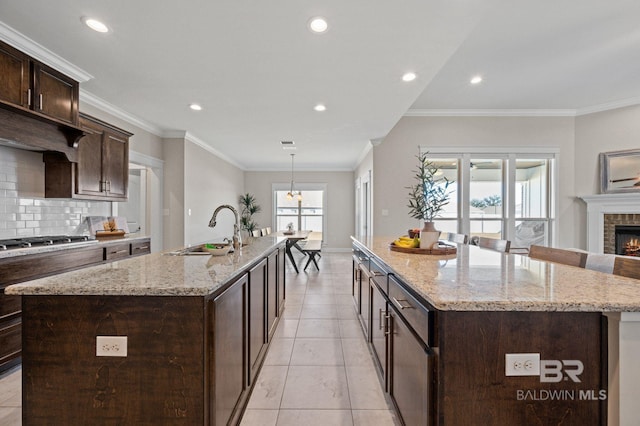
[581,194,640,253]
[616,225,640,256]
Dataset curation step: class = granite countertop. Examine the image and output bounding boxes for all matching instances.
[0,235,151,260]
[5,236,284,297]
[353,236,640,312]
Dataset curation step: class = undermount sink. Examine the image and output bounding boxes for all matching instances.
[165,243,234,256]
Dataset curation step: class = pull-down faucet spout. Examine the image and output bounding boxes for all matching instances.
[208,204,242,252]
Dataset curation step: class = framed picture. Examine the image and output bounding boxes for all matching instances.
[600,149,640,193]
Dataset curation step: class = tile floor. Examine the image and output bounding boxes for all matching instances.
[0,251,398,426]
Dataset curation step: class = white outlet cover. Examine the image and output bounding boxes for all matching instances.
[505,353,540,376]
[96,336,128,357]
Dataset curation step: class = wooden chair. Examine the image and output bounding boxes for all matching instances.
[529,245,587,268]
[477,237,511,253]
[446,232,468,244]
[613,256,640,280]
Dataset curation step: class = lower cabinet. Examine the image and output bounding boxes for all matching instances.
[389,309,433,426]
[277,246,286,315]
[358,264,371,338]
[370,280,387,387]
[248,258,267,385]
[267,250,278,339]
[212,273,247,426]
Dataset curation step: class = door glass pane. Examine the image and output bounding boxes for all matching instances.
[515,159,548,218]
[275,190,324,232]
[470,159,503,239]
[430,158,458,219]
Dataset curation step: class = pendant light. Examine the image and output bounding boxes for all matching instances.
[286,153,302,201]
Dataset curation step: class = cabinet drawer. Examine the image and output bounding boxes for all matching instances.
[0,319,21,363]
[368,259,387,294]
[0,293,21,319]
[104,243,131,261]
[131,240,151,256]
[388,275,431,347]
[352,245,369,270]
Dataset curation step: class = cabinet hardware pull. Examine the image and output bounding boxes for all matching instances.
[107,181,111,192]
[392,297,414,310]
[379,308,387,330]
[372,271,384,277]
[136,246,149,250]
[111,249,128,254]
[27,89,31,106]
[39,93,43,110]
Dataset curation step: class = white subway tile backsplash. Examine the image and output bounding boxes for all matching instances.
[0,146,111,239]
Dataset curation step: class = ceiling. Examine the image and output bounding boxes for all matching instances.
[1,0,639,171]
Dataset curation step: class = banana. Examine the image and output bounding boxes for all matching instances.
[394,236,420,248]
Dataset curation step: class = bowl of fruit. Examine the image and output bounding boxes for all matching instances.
[408,228,421,238]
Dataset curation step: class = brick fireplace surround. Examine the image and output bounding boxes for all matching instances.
[581,194,640,253]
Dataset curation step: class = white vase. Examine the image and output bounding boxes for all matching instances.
[420,221,441,249]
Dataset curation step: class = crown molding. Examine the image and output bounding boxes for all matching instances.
[180,131,245,170]
[0,21,93,82]
[404,108,576,117]
[575,97,640,116]
[80,90,167,136]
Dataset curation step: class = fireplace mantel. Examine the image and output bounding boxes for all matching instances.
[580,194,640,252]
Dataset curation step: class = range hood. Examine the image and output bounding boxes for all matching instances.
[0,102,85,162]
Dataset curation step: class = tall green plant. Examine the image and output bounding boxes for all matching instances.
[406,152,453,222]
[239,193,261,233]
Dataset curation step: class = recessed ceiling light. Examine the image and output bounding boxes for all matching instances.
[402,72,417,82]
[83,17,109,33]
[314,104,326,112]
[189,103,202,111]
[470,75,483,85]
[308,17,329,33]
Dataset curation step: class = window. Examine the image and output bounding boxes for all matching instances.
[274,188,325,233]
[428,150,556,249]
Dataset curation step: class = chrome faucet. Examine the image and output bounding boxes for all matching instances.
[208,204,242,252]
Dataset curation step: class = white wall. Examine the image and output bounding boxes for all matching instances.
[244,170,355,249]
[574,104,640,249]
[162,138,185,250]
[184,142,245,246]
[372,116,577,245]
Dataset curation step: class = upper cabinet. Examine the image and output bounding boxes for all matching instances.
[0,40,79,126]
[44,114,132,201]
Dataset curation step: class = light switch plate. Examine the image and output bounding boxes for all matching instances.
[96,336,128,357]
[505,353,540,376]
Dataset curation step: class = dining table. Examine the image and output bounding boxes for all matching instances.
[276,230,310,273]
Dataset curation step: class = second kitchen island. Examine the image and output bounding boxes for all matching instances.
[5,236,287,426]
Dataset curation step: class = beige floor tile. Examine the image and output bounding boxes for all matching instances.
[0,369,21,406]
[339,319,364,338]
[296,319,340,338]
[277,409,353,426]
[273,319,299,338]
[346,366,388,410]
[285,284,308,294]
[342,338,374,367]
[284,293,305,305]
[299,304,337,319]
[290,338,344,366]
[264,338,295,365]
[304,285,335,295]
[281,366,351,409]
[281,304,302,319]
[0,407,21,426]
[304,293,336,305]
[352,409,400,426]
[336,304,359,320]
[247,366,289,409]
[240,409,279,426]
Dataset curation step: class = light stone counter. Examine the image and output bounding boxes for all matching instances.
[5,236,285,297]
[353,236,640,312]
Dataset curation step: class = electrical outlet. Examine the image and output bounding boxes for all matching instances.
[96,336,128,357]
[505,353,540,376]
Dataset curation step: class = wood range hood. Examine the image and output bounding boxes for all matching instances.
[0,101,85,163]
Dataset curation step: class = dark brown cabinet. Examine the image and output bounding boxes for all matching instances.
[248,258,267,385]
[277,246,286,315]
[44,113,132,201]
[267,250,278,339]
[0,40,79,125]
[370,280,387,386]
[212,273,247,426]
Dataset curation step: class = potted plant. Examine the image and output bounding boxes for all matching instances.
[239,193,261,242]
[406,152,453,248]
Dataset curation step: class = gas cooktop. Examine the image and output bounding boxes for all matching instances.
[0,235,91,251]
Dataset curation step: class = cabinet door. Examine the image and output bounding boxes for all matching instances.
[277,246,285,315]
[103,131,129,199]
[0,42,30,108]
[370,281,387,387]
[352,256,361,314]
[389,311,434,426]
[76,123,105,197]
[266,250,278,339]
[33,62,79,124]
[212,274,247,426]
[248,259,266,385]
[359,265,371,339]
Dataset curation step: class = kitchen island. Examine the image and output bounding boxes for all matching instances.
[351,236,640,426]
[5,236,287,425]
